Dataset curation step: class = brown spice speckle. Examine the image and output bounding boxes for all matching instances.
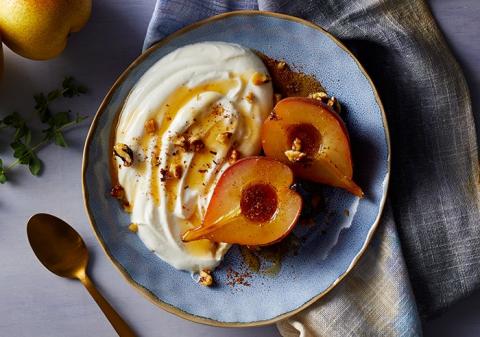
[226,266,253,288]
[256,52,325,98]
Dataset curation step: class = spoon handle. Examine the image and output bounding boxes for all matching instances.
[79,273,137,337]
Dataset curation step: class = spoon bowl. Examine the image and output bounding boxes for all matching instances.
[27,213,136,337]
[27,213,88,279]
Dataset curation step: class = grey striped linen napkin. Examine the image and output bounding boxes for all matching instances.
[143,0,479,335]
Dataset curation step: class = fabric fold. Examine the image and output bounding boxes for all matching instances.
[277,206,422,337]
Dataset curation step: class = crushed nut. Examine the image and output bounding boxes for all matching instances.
[285,137,307,162]
[308,91,328,100]
[173,134,204,152]
[228,149,239,164]
[245,92,255,103]
[113,143,134,167]
[189,136,205,152]
[199,270,213,287]
[173,135,187,149]
[216,132,232,144]
[277,61,286,70]
[327,97,335,108]
[274,93,282,105]
[292,137,302,151]
[144,119,157,134]
[128,223,138,233]
[160,168,169,182]
[251,72,270,85]
[327,96,341,113]
[309,92,341,113]
[110,184,125,199]
[170,164,183,179]
[284,149,307,162]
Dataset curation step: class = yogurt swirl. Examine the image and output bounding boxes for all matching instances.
[114,42,273,271]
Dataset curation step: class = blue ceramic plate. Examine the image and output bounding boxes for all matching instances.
[82,11,390,327]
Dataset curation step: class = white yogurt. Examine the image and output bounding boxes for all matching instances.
[114,42,273,271]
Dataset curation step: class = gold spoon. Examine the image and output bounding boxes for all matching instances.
[27,213,136,337]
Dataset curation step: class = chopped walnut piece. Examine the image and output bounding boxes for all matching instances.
[173,135,187,149]
[216,132,232,144]
[199,270,213,287]
[189,136,205,152]
[292,137,302,151]
[285,137,307,162]
[128,223,138,233]
[251,72,270,85]
[144,119,157,134]
[170,164,183,179]
[284,149,307,162]
[308,91,328,101]
[113,143,134,167]
[228,149,239,164]
[110,184,125,199]
[309,92,341,113]
[327,96,341,113]
[174,134,204,152]
[160,168,169,182]
[327,97,335,108]
[245,92,255,103]
[277,61,286,70]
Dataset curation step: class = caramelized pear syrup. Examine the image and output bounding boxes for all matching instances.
[240,183,278,223]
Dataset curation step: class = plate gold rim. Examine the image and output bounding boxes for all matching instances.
[81,10,391,328]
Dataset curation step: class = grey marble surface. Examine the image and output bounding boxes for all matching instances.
[0,1,478,336]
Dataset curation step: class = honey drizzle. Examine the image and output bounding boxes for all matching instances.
[144,78,239,257]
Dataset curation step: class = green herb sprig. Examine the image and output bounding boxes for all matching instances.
[0,77,88,184]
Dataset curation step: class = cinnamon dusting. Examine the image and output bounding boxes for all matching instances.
[256,52,325,98]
